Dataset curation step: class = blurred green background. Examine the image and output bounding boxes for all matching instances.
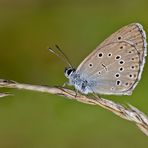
[0,0,148,148]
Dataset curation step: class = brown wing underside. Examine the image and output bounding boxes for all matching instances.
[76,23,146,95]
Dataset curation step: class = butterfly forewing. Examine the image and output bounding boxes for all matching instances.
[76,23,147,95]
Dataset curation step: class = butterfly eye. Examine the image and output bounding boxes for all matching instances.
[64,67,75,77]
[67,69,72,75]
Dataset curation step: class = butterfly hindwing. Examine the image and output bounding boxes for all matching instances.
[76,23,146,95]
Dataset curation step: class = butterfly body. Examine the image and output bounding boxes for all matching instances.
[65,67,96,94]
[64,23,147,95]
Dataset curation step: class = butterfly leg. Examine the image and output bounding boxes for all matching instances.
[88,86,101,99]
[62,82,79,98]
[92,92,101,99]
[74,88,79,98]
[62,82,69,87]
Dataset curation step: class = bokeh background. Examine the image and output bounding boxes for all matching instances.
[0,0,148,148]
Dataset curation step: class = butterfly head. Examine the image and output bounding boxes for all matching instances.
[64,67,76,78]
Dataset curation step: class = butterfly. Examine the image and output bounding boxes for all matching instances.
[49,23,147,95]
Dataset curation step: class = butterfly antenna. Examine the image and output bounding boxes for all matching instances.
[48,45,73,68]
[55,45,73,67]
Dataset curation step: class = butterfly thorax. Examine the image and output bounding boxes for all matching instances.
[64,67,96,94]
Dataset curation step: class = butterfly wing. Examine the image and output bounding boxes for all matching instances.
[76,23,147,95]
